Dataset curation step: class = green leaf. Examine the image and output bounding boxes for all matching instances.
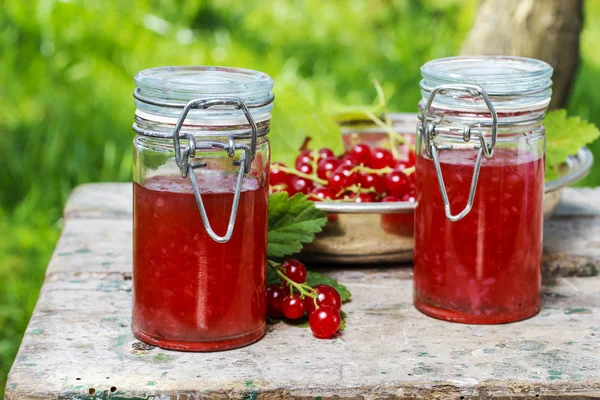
[305,271,351,303]
[545,109,600,179]
[270,71,345,166]
[267,192,328,259]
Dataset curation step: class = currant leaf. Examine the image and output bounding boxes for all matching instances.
[268,192,328,258]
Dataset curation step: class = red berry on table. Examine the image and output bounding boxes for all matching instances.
[370,147,394,169]
[289,176,314,195]
[295,150,314,169]
[382,195,401,202]
[350,143,372,165]
[340,153,358,167]
[310,187,334,201]
[282,259,307,284]
[317,157,341,180]
[386,170,410,198]
[359,173,386,194]
[281,294,306,320]
[270,162,291,186]
[309,305,341,338]
[304,284,342,315]
[266,284,286,318]
[297,162,313,175]
[317,147,335,160]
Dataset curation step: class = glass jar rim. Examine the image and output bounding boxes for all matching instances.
[134,66,274,125]
[421,56,553,95]
[135,66,274,102]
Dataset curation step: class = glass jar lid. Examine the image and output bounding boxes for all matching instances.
[134,66,274,125]
[420,56,553,112]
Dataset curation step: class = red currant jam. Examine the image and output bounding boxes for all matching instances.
[132,175,268,351]
[414,149,544,324]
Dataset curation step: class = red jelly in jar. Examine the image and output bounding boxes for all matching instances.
[131,66,274,350]
[414,56,553,324]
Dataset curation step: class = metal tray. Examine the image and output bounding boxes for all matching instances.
[301,114,594,264]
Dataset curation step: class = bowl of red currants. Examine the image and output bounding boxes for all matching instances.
[270,113,594,264]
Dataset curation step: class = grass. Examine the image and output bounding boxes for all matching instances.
[0,0,599,396]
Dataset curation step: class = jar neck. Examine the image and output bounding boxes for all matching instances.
[133,114,271,140]
[419,101,546,132]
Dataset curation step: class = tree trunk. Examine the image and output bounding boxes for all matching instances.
[461,0,583,109]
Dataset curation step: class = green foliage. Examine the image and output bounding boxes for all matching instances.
[545,109,600,180]
[268,193,328,259]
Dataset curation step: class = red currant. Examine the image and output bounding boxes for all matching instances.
[304,285,342,315]
[309,306,341,338]
[353,192,376,203]
[282,259,307,284]
[382,195,400,202]
[317,157,341,180]
[281,294,306,320]
[407,149,416,166]
[401,193,416,202]
[328,164,358,194]
[310,187,334,201]
[370,147,394,169]
[297,162,313,175]
[295,150,314,170]
[317,147,335,160]
[289,176,314,195]
[350,143,372,165]
[266,284,286,318]
[393,160,410,171]
[270,162,291,186]
[359,173,386,194]
[386,170,410,198]
[340,153,358,167]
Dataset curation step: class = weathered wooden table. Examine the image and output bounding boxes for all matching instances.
[6,184,600,399]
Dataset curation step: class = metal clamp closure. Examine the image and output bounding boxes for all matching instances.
[171,97,259,243]
[419,84,498,222]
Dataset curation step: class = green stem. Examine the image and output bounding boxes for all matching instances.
[277,165,327,185]
[267,260,317,299]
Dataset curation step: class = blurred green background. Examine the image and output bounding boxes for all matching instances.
[1,0,599,393]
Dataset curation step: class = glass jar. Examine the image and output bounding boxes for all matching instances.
[131,66,273,350]
[414,56,552,324]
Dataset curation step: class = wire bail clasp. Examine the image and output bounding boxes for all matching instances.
[172,97,259,243]
[419,84,498,222]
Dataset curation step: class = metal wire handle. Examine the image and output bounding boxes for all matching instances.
[171,97,259,243]
[420,84,498,221]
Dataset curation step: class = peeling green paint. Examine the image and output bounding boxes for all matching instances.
[26,328,44,336]
[564,308,592,315]
[75,247,91,254]
[380,371,387,375]
[483,348,496,354]
[243,390,258,400]
[245,381,254,387]
[57,252,73,256]
[548,369,563,380]
[113,334,128,347]
[153,353,175,363]
[102,261,112,266]
[146,381,156,386]
[417,352,435,358]
[412,366,432,375]
[160,372,168,378]
[7,383,16,391]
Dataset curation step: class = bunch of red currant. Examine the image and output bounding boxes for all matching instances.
[270,143,416,203]
[267,259,343,339]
